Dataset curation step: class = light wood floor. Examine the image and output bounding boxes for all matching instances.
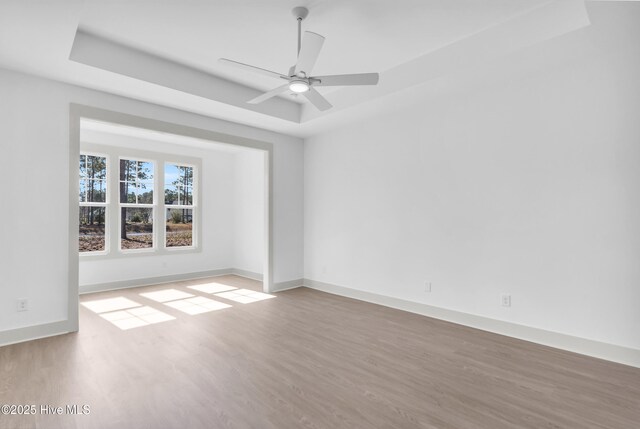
[1,275,638,429]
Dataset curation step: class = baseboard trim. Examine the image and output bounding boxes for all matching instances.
[231,268,263,281]
[80,268,235,294]
[303,278,640,368]
[273,278,303,292]
[80,268,297,295]
[0,320,72,348]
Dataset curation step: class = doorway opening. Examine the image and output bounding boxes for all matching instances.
[68,105,273,332]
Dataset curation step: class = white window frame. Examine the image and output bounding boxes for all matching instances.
[163,161,198,250]
[118,156,156,254]
[79,152,109,255]
[79,142,201,259]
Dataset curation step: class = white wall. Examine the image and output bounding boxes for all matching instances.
[304,7,640,351]
[78,131,238,287]
[0,68,303,335]
[233,149,265,276]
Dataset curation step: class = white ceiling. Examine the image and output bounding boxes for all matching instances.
[0,0,602,137]
[77,0,545,91]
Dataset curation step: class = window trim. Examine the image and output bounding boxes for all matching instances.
[79,142,202,259]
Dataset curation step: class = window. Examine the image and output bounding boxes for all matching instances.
[79,146,199,257]
[119,159,154,250]
[165,164,194,248]
[79,154,107,253]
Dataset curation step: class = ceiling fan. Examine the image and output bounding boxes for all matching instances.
[219,6,379,111]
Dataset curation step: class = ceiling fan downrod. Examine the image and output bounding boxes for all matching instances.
[291,6,309,57]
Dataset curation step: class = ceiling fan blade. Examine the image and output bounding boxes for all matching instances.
[303,88,332,111]
[219,58,287,80]
[294,32,325,76]
[247,84,291,104]
[313,73,379,87]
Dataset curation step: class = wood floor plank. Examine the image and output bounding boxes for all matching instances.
[1,275,638,429]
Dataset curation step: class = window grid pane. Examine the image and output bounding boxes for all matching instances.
[120,159,154,205]
[80,155,108,203]
[79,179,87,202]
[87,178,107,203]
[165,164,194,206]
[166,208,193,247]
[79,207,106,253]
[80,155,87,177]
[121,207,154,250]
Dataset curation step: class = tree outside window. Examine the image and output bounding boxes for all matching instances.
[79,154,107,252]
[119,159,154,250]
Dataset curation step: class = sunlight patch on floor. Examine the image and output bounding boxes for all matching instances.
[214,289,276,304]
[81,297,142,314]
[99,306,175,330]
[187,283,237,294]
[82,283,270,329]
[164,296,232,315]
[140,289,194,303]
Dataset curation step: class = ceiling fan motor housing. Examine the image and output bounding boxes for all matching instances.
[291,6,309,21]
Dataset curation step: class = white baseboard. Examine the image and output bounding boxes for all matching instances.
[80,268,235,294]
[273,278,303,292]
[80,268,301,296]
[303,278,640,368]
[0,320,72,348]
[230,270,303,292]
[231,268,263,281]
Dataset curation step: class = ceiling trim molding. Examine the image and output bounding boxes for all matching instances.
[69,29,301,123]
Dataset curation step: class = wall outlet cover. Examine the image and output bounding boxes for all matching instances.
[501,294,511,307]
[17,298,28,312]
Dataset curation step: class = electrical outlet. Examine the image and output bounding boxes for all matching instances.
[17,298,28,312]
[424,281,432,293]
[501,294,511,307]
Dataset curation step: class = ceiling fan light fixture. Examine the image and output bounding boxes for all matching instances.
[289,80,309,93]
